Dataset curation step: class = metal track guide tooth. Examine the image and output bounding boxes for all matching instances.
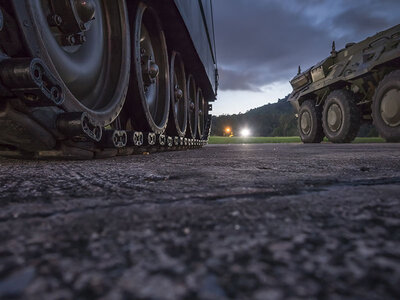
[57,112,102,142]
[167,136,173,147]
[145,132,156,146]
[129,131,143,147]
[158,134,166,146]
[101,130,127,148]
[174,136,179,146]
[0,58,64,106]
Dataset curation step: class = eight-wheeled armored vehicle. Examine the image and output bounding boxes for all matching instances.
[0,0,218,159]
[289,24,400,143]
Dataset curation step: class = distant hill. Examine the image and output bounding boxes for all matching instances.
[211,96,298,137]
[211,96,378,137]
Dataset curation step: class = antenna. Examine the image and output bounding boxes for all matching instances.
[331,41,337,58]
[297,65,301,75]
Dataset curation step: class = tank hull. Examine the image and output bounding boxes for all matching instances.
[174,0,217,96]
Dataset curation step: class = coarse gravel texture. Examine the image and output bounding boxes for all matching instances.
[0,143,399,300]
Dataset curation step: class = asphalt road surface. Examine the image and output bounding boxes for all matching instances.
[0,143,400,300]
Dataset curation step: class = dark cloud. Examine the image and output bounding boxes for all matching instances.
[218,68,262,92]
[331,5,393,39]
[335,11,388,30]
[214,0,400,92]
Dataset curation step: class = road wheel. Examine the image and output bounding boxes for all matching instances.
[298,100,324,143]
[322,90,360,143]
[14,0,131,126]
[197,88,206,139]
[167,51,187,137]
[372,70,400,142]
[187,74,198,139]
[128,1,170,134]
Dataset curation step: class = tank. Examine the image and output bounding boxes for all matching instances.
[289,24,400,143]
[0,0,218,159]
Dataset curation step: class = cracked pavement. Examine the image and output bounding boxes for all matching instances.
[0,143,399,300]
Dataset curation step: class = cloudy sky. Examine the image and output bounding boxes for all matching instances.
[212,0,400,115]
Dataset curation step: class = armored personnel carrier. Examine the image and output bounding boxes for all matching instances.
[0,0,218,159]
[289,24,400,143]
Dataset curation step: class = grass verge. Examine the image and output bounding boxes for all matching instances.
[208,136,385,144]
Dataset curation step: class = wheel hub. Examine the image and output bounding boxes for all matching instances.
[74,0,96,23]
[327,103,342,132]
[49,0,96,46]
[175,85,183,101]
[300,111,311,134]
[381,88,400,127]
[141,53,159,86]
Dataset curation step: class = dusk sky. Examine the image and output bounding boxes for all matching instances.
[212,0,400,116]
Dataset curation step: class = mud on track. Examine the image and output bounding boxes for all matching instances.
[0,144,400,300]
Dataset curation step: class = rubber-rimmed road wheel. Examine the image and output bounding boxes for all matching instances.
[167,51,187,137]
[128,1,170,134]
[372,70,400,142]
[197,88,205,139]
[187,74,198,139]
[298,100,324,143]
[13,0,131,126]
[322,90,361,143]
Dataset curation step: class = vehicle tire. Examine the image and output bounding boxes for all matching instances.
[167,51,187,137]
[127,1,170,134]
[298,100,324,143]
[322,90,361,143]
[372,70,400,142]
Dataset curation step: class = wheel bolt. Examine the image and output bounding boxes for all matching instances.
[75,34,87,44]
[62,34,76,46]
[80,35,87,43]
[48,14,63,27]
[79,22,86,31]
[190,101,195,111]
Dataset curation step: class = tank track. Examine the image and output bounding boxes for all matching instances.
[0,104,211,160]
[0,58,211,160]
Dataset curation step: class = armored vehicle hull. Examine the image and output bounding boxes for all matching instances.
[0,0,218,159]
[289,24,400,143]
